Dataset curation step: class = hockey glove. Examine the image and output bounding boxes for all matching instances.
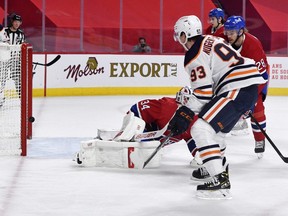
[168,106,195,136]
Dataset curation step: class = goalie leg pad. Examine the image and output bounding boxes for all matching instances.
[75,139,161,169]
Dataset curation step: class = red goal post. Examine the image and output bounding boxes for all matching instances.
[0,43,33,156]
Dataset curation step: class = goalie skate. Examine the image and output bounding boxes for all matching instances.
[230,118,249,136]
[74,152,83,165]
[196,171,232,200]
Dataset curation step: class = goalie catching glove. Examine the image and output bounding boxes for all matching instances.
[168,106,195,136]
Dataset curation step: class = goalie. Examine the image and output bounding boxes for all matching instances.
[74,86,203,168]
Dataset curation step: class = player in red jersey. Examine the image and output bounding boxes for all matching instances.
[205,8,226,39]
[129,86,201,166]
[224,16,270,158]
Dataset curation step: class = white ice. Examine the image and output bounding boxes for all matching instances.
[1,95,288,216]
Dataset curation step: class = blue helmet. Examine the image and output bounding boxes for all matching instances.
[209,8,225,19]
[224,16,245,31]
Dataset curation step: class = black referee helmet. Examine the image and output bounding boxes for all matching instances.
[11,14,22,22]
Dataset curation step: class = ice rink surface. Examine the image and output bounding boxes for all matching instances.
[1,95,288,216]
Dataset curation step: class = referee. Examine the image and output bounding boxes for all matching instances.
[4,14,25,45]
[4,14,26,99]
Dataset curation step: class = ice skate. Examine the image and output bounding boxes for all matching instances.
[196,171,232,200]
[191,166,211,181]
[191,157,228,181]
[255,140,265,159]
[230,118,249,136]
[73,152,83,164]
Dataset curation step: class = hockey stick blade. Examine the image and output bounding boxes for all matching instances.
[33,55,61,66]
[142,133,173,168]
[249,113,288,163]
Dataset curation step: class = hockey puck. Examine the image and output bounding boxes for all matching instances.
[29,116,35,123]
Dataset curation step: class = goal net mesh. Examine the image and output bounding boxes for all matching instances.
[0,43,32,156]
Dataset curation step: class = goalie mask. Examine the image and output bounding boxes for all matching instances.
[175,86,193,106]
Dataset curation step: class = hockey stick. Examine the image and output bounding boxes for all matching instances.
[249,113,288,163]
[133,124,168,141]
[142,133,173,168]
[33,55,61,66]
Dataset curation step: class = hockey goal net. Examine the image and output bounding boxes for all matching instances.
[0,43,33,156]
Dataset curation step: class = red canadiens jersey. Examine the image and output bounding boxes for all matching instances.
[239,33,269,77]
[205,25,227,40]
[134,97,197,142]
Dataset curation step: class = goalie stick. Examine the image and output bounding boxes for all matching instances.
[133,124,168,141]
[142,133,173,168]
[249,113,288,163]
[33,55,61,66]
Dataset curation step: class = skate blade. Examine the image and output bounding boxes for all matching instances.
[190,175,212,182]
[196,189,232,200]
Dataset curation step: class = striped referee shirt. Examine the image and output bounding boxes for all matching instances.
[4,27,25,45]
